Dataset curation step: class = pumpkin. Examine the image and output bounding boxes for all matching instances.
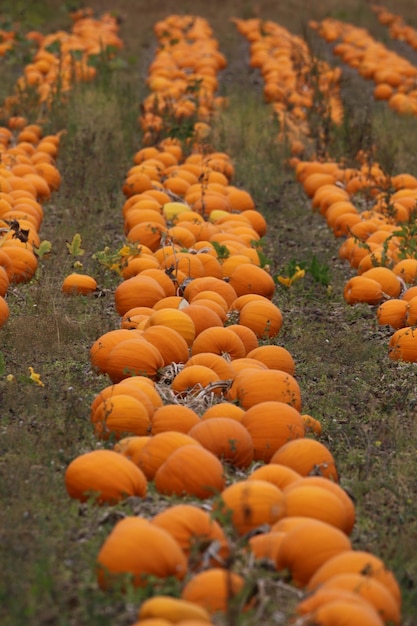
[90,383,155,421]
[227,263,275,299]
[138,596,212,624]
[217,479,285,535]
[171,364,223,396]
[114,436,151,465]
[65,449,147,504]
[343,275,384,305]
[226,323,259,355]
[307,550,402,608]
[228,368,302,411]
[276,518,352,587]
[248,463,301,490]
[246,344,295,375]
[248,531,285,565]
[117,375,163,410]
[182,276,238,308]
[376,299,408,329]
[201,402,245,422]
[388,326,417,362]
[184,352,236,381]
[142,325,190,366]
[1,241,38,284]
[282,483,349,532]
[150,404,200,435]
[311,573,400,625]
[182,302,224,336]
[359,267,402,298]
[138,431,200,479]
[90,328,135,374]
[104,337,164,382]
[152,504,230,566]
[237,298,283,338]
[144,308,196,347]
[300,598,385,626]
[114,275,166,316]
[0,295,10,328]
[270,438,339,482]
[242,400,305,462]
[190,326,246,360]
[188,417,254,469]
[97,517,187,590]
[0,265,10,297]
[91,394,151,440]
[154,445,225,499]
[181,568,246,613]
[284,476,355,535]
[61,272,97,295]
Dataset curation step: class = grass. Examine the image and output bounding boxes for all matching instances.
[1,0,417,624]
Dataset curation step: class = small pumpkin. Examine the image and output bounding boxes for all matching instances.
[61,272,97,295]
[180,568,246,614]
[138,596,212,624]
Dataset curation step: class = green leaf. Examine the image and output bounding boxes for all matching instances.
[34,240,52,260]
[66,233,85,257]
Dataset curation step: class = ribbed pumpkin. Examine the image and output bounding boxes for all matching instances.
[144,308,196,347]
[248,463,301,490]
[188,417,254,469]
[105,337,164,382]
[117,375,163,410]
[138,431,200,480]
[141,325,189,366]
[307,550,402,608]
[343,275,384,305]
[1,241,38,284]
[376,299,408,329]
[201,402,245,423]
[61,272,97,295]
[151,504,230,565]
[181,568,246,613]
[296,587,385,617]
[181,302,224,336]
[227,263,275,299]
[388,326,417,362]
[282,483,349,532]
[284,476,355,535]
[228,368,302,411]
[90,328,136,374]
[114,275,166,316]
[97,517,187,589]
[217,479,286,535]
[154,445,225,499]
[270,438,339,482]
[114,436,151,465]
[91,394,151,440]
[276,518,352,587]
[237,298,283,338]
[0,294,10,328]
[248,531,285,566]
[171,364,222,396]
[90,382,155,421]
[190,326,246,360]
[0,265,10,297]
[137,596,212,624]
[360,267,402,298]
[246,345,295,375]
[312,573,400,625]
[300,598,385,626]
[226,324,259,355]
[242,400,305,462]
[184,352,236,381]
[150,404,200,435]
[182,276,238,308]
[65,449,147,504]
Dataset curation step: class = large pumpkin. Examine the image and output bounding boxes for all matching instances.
[188,417,254,469]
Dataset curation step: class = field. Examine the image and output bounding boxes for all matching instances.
[1,0,417,624]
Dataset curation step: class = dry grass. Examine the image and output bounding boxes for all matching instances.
[1,0,417,624]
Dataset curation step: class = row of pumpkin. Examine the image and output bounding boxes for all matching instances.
[59,11,406,626]
[235,14,417,362]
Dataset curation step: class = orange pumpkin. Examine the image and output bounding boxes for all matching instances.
[188,417,254,468]
[217,479,285,535]
[65,449,147,504]
[97,517,187,589]
[180,568,246,613]
[154,445,226,499]
[242,400,305,462]
[150,404,200,435]
[61,272,97,295]
[270,438,339,482]
[91,394,151,440]
[388,326,417,362]
[104,337,164,382]
[190,326,246,360]
[246,344,295,374]
[237,298,283,338]
[248,463,301,490]
[152,504,230,565]
[228,368,302,411]
[138,431,200,480]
